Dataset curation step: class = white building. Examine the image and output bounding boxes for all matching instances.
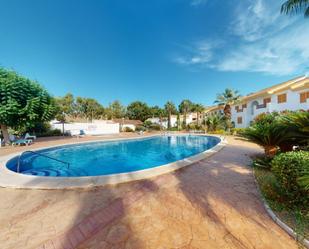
[205,76,309,128]
[146,113,201,128]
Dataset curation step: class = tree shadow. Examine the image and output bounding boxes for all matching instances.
[171,142,296,248]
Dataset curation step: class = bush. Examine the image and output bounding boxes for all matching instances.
[231,128,246,135]
[207,129,226,135]
[167,127,179,131]
[135,125,146,132]
[148,123,162,131]
[123,127,134,132]
[143,120,152,128]
[252,156,273,170]
[271,151,309,207]
[187,123,203,130]
[36,129,63,137]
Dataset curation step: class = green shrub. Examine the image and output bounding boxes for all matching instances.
[231,127,246,135]
[143,120,152,128]
[271,151,309,207]
[123,127,134,132]
[148,123,161,131]
[135,125,146,132]
[37,129,63,137]
[207,129,226,135]
[252,156,273,170]
[187,123,203,130]
[167,127,179,131]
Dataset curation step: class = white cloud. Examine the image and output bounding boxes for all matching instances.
[173,40,220,65]
[173,0,309,76]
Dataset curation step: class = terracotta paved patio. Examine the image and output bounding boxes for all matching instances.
[0,135,298,249]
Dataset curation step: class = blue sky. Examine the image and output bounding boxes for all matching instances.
[0,0,308,107]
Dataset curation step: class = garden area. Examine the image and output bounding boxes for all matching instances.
[241,111,309,244]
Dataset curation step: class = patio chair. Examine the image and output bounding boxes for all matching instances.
[25,133,37,140]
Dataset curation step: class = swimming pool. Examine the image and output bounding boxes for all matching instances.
[6,135,220,177]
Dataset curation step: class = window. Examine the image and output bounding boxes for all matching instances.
[300,92,309,103]
[237,117,242,124]
[277,93,287,104]
[263,97,271,105]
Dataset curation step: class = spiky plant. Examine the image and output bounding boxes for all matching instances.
[242,122,288,157]
[281,111,309,144]
[281,0,309,17]
[205,114,225,132]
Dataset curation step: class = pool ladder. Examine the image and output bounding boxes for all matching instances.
[17,150,70,173]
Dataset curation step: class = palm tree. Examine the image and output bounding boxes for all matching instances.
[179,100,193,127]
[164,101,177,129]
[205,114,224,132]
[214,89,241,119]
[193,104,205,126]
[281,0,309,17]
[281,111,309,142]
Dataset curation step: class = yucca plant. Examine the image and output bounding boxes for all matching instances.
[280,111,309,145]
[242,122,287,156]
[205,114,225,132]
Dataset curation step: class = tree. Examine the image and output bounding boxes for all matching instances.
[0,68,56,143]
[179,100,193,127]
[205,114,224,132]
[149,105,166,127]
[214,89,241,119]
[164,101,177,129]
[192,103,205,126]
[281,0,309,17]
[54,93,76,122]
[76,97,105,122]
[126,101,151,121]
[106,100,126,119]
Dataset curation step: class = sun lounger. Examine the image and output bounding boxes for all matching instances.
[12,139,33,146]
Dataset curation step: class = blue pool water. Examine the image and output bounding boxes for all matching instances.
[6,135,220,177]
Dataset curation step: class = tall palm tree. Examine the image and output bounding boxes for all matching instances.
[193,104,205,125]
[214,89,241,119]
[281,0,309,17]
[164,101,177,129]
[179,100,193,127]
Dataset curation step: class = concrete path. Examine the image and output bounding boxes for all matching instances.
[0,136,298,249]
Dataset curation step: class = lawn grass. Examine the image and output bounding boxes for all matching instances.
[254,166,309,244]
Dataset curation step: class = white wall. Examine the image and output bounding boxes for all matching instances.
[51,121,120,135]
[147,117,178,128]
[232,89,309,128]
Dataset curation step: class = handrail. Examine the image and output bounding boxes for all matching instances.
[17,150,70,173]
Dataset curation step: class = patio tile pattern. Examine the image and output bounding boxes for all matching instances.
[0,135,299,249]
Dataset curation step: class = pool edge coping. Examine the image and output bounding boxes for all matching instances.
[0,134,227,189]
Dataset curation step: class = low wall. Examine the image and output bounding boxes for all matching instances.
[51,121,120,135]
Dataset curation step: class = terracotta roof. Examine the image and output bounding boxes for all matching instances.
[240,76,308,102]
[206,76,309,109]
[112,119,143,125]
